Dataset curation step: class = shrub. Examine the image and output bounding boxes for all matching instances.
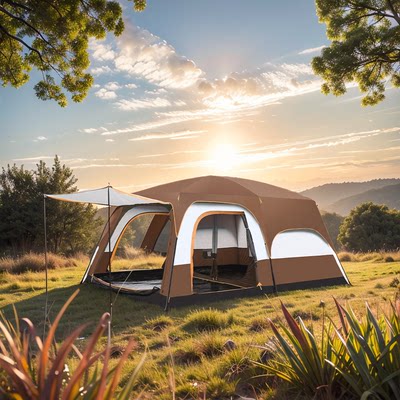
[256,297,400,399]
[338,251,353,262]
[184,309,234,332]
[0,289,144,399]
[385,256,395,262]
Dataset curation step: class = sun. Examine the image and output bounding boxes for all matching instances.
[210,143,238,173]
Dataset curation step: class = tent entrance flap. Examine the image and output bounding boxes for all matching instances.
[192,213,258,292]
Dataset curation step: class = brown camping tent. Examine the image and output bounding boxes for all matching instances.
[79,176,349,306]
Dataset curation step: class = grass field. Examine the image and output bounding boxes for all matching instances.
[1,257,399,399]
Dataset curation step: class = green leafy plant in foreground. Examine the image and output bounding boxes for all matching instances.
[0,289,144,399]
[257,295,400,399]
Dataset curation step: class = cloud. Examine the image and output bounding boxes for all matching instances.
[298,45,326,55]
[90,66,112,75]
[132,126,400,172]
[105,139,115,142]
[241,127,400,156]
[62,157,119,164]
[104,82,121,91]
[85,24,326,134]
[292,156,400,171]
[13,156,53,162]
[72,164,134,170]
[145,88,167,95]
[99,115,196,135]
[95,88,117,100]
[84,24,330,137]
[194,62,320,113]
[113,24,203,89]
[129,129,206,141]
[36,136,47,141]
[138,149,203,158]
[82,128,98,133]
[90,41,115,61]
[125,83,138,89]
[115,97,172,111]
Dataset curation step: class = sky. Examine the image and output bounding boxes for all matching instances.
[1,0,399,192]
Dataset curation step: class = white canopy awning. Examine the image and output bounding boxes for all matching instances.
[45,186,170,207]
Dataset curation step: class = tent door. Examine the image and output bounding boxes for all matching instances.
[192,213,257,293]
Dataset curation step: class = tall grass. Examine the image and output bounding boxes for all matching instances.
[0,252,84,274]
[112,246,165,271]
[338,251,400,262]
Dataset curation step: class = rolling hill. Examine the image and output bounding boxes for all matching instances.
[301,179,400,215]
[324,183,400,216]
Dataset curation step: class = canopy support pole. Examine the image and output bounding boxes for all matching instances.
[269,258,277,293]
[43,196,49,340]
[164,237,177,312]
[107,185,113,346]
[211,215,218,280]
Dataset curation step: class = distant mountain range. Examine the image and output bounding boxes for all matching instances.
[300,179,400,216]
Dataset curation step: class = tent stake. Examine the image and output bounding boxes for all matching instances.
[43,195,49,340]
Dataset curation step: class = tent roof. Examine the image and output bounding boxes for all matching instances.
[135,175,310,202]
[45,186,170,207]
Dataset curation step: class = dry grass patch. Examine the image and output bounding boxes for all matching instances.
[112,248,165,271]
[0,252,79,274]
[338,251,400,262]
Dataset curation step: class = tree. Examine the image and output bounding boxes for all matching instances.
[36,156,102,254]
[312,0,400,106]
[338,202,400,252]
[321,211,344,250]
[0,0,146,107]
[0,156,101,255]
[0,164,37,253]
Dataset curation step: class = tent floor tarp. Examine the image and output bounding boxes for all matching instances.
[93,265,251,295]
[89,266,347,307]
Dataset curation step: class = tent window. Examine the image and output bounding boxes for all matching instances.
[154,220,171,255]
[192,213,257,293]
[113,213,167,272]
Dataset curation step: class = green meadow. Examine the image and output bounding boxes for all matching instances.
[1,257,399,399]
